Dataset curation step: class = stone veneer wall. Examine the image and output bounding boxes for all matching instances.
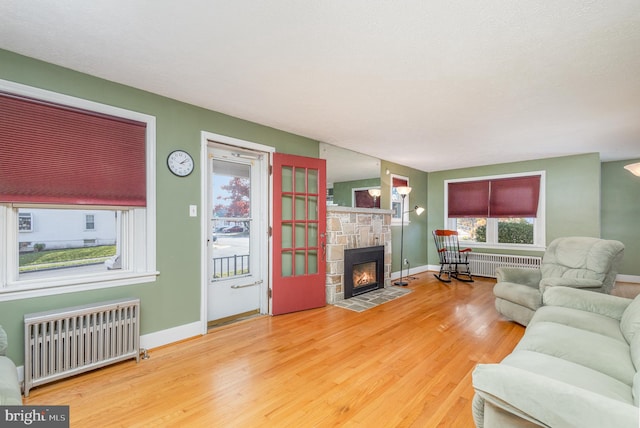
[325,206,393,303]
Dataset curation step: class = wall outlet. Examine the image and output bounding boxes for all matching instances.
[403,258,409,265]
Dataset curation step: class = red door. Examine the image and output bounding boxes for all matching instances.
[272,153,326,315]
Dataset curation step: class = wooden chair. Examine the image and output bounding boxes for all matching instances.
[432,230,473,283]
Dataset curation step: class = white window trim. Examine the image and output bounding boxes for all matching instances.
[0,79,158,302]
[444,171,546,251]
[390,174,410,226]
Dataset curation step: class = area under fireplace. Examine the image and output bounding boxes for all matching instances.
[344,245,385,298]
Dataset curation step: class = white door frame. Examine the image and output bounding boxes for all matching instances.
[199,131,274,334]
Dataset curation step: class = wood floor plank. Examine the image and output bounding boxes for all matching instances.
[23,272,526,427]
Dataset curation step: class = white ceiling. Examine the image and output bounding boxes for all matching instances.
[1,1,639,172]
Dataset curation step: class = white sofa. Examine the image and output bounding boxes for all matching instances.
[472,287,640,427]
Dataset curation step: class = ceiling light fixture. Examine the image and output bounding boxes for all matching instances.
[624,162,640,176]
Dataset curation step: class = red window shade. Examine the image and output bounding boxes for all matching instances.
[448,180,490,217]
[448,175,541,218]
[0,92,146,206]
[489,176,540,217]
[392,177,408,187]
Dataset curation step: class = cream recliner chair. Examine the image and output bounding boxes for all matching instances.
[493,236,625,326]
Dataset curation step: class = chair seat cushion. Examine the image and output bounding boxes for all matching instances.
[493,281,542,310]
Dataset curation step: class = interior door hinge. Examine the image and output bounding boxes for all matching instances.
[268,226,272,237]
[268,288,272,298]
[269,165,273,176]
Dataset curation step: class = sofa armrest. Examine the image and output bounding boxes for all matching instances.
[543,286,632,321]
[495,267,541,288]
[473,363,638,428]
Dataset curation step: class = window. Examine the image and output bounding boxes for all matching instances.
[18,212,32,232]
[445,172,545,250]
[85,214,95,231]
[0,79,157,301]
[390,174,410,225]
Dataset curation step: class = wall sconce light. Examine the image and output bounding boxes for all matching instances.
[624,162,640,176]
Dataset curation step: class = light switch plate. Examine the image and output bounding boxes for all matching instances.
[189,205,197,217]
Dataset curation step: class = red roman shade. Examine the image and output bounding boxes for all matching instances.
[448,175,541,218]
[0,92,147,206]
[489,175,540,218]
[392,177,408,187]
[448,180,490,217]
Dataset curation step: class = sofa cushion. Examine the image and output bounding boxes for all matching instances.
[531,305,626,343]
[621,295,640,344]
[502,350,633,404]
[514,321,635,385]
[0,326,6,356]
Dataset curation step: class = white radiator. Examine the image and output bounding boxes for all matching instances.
[23,298,140,397]
[468,253,541,278]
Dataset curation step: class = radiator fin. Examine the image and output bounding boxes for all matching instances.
[24,298,140,397]
[468,253,541,278]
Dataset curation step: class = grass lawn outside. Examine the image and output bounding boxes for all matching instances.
[19,245,116,272]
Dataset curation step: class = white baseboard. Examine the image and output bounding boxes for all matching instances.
[390,265,430,281]
[617,274,640,284]
[140,321,202,351]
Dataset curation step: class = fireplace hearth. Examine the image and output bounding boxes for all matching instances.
[344,245,385,298]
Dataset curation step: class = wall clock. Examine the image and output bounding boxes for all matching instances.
[167,150,194,177]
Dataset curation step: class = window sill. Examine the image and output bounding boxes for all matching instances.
[0,270,159,302]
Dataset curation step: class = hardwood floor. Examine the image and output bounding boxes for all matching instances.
[23,273,526,427]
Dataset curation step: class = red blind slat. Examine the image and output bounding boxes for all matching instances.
[448,180,490,217]
[489,176,540,218]
[0,93,146,206]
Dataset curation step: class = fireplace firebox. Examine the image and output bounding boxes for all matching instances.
[344,245,385,298]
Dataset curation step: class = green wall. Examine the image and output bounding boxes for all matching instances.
[602,159,640,276]
[380,161,429,273]
[427,153,602,265]
[0,49,319,364]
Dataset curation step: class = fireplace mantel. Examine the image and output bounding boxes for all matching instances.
[325,206,393,303]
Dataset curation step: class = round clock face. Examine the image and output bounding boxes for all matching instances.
[167,150,194,177]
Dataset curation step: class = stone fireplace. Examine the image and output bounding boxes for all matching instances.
[325,206,393,303]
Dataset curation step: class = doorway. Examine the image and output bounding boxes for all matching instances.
[203,136,271,329]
